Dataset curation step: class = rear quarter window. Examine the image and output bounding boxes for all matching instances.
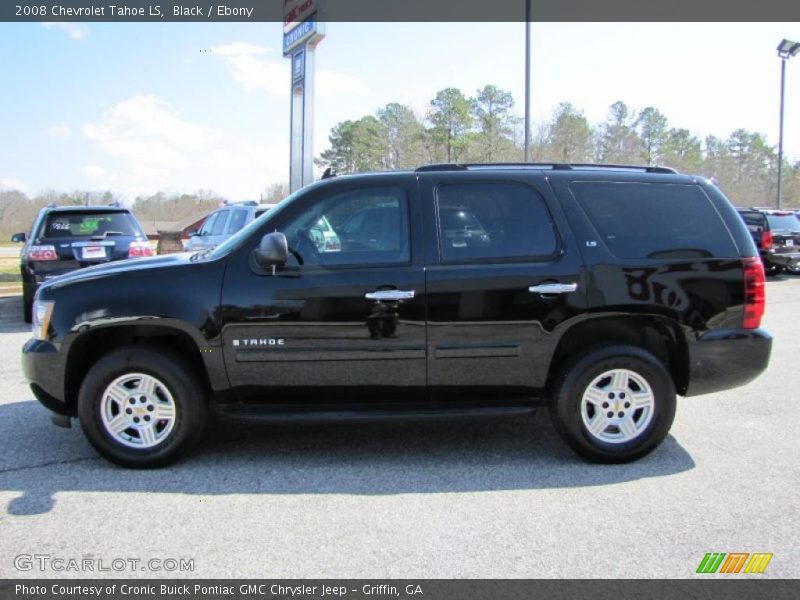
[571,182,737,259]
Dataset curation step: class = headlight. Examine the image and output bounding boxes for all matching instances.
[32,299,55,340]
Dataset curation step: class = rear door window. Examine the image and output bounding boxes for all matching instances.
[434,183,558,262]
[571,182,737,259]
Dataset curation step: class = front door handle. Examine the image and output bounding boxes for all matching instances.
[365,290,416,301]
[528,282,579,295]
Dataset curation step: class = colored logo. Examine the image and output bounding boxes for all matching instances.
[696,552,773,574]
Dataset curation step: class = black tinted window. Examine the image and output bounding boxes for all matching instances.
[740,212,766,233]
[282,187,409,267]
[435,183,557,262]
[572,182,737,259]
[41,211,139,238]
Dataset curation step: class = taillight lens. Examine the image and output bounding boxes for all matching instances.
[27,245,57,261]
[761,230,773,249]
[128,241,154,258]
[742,257,765,329]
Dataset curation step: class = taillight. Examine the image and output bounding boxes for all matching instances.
[27,245,57,261]
[742,257,765,329]
[761,230,773,249]
[128,241,154,258]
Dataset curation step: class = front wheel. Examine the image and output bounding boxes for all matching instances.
[550,345,676,463]
[78,346,207,468]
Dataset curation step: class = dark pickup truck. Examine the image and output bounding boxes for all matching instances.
[22,164,772,468]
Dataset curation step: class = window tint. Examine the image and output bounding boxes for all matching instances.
[210,210,229,236]
[572,182,737,259]
[766,214,800,232]
[227,209,248,234]
[740,212,766,234]
[282,187,409,267]
[435,183,557,262]
[41,211,139,238]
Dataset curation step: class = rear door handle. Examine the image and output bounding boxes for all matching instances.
[528,283,578,295]
[365,290,416,301]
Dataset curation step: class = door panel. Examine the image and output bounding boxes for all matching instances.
[219,176,426,401]
[419,172,586,397]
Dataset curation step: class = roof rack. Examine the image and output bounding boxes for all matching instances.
[415,163,678,174]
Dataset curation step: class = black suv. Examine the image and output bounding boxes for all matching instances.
[737,208,800,275]
[22,164,772,467]
[12,205,152,322]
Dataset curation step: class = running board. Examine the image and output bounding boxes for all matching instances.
[215,403,536,424]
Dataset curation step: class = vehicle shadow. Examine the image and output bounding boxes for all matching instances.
[0,399,695,516]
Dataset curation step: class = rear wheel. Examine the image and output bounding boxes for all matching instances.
[765,262,783,277]
[78,346,207,468]
[550,345,676,463]
[785,261,800,275]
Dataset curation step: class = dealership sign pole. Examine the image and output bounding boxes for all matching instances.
[284,0,325,192]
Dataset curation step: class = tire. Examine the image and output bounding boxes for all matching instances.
[765,263,783,277]
[550,345,676,464]
[785,261,800,275]
[77,346,207,468]
[22,284,34,324]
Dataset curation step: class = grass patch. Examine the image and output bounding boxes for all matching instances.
[0,257,20,281]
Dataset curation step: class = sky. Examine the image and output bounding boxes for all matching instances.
[0,21,799,202]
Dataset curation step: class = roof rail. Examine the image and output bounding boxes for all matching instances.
[415,164,467,172]
[415,162,679,174]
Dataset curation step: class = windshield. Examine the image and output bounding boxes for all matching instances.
[203,191,299,260]
[766,214,800,232]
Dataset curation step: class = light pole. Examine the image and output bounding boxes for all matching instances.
[523,0,531,162]
[776,38,800,209]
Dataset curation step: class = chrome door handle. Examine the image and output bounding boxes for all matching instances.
[528,282,578,295]
[365,290,416,301]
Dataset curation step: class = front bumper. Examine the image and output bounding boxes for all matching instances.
[685,328,772,397]
[22,338,71,415]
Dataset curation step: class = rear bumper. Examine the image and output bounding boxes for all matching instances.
[21,338,70,415]
[685,328,772,397]
[764,251,800,267]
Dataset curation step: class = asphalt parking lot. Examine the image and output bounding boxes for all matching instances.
[0,279,797,579]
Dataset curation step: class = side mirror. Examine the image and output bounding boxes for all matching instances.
[11,232,26,243]
[186,230,198,237]
[253,232,289,270]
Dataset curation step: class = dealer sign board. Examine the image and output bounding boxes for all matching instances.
[284,0,317,34]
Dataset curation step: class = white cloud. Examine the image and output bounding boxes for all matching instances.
[82,94,285,200]
[41,22,89,41]
[46,122,72,139]
[211,42,270,57]
[211,42,286,94]
[211,41,368,97]
[317,69,369,95]
[0,178,31,194]
[84,166,107,179]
